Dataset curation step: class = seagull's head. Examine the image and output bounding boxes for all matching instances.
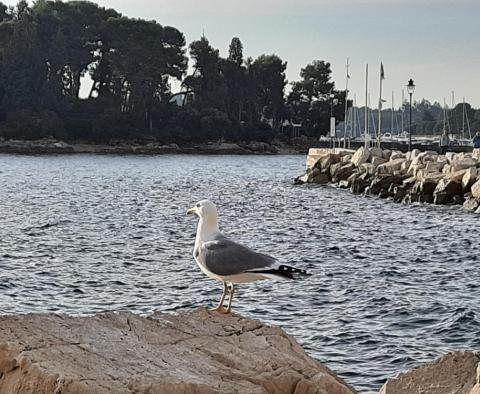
[186,200,218,220]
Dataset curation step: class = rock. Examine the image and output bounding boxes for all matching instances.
[472,179,480,199]
[359,163,376,175]
[425,161,444,173]
[369,147,384,158]
[0,309,355,394]
[338,180,350,188]
[351,173,371,194]
[311,172,331,185]
[389,151,404,161]
[405,149,420,161]
[329,162,343,178]
[445,151,457,163]
[334,163,356,181]
[449,169,468,183]
[293,174,309,185]
[379,351,480,394]
[377,159,405,175]
[400,160,412,172]
[417,151,438,165]
[463,168,478,191]
[451,158,478,171]
[382,149,392,160]
[371,157,387,167]
[463,197,480,211]
[434,179,462,197]
[391,184,410,202]
[315,153,341,172]
[369,175,403,195]
[351,146,370,167]
[341,154,353,164]
[473,148,480,161]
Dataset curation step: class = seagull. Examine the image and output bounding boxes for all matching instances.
[186,200,309,313]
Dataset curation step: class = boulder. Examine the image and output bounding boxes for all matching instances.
[369,175,403,194]
[463,168,478,191]
[472,179,480,199]
[341,154,353,164]
[314,153,341,172]
[0,309,356,394]
[351,146,370,167]
[450,158,477,171]
[333,163,356,181]
[382,149,392,160]
[359,163,376,175]
[449,169,468,183]
[369,147,384,159]
[350,173,371,194]
[391,184,410,202]
[417,151,438,165]
[379,351,480,394]
[473,148,480,161]
[389,151,404,161]
[311,172,331,185]
[405,149,420,162]
[371,156,387,167]
[377,158,406,175]
[434,179,463,197]
[445,152,457,163]
[463,197,480,211]
[329,162,343,178]
[293,174,309,185]
[338,180,350,188]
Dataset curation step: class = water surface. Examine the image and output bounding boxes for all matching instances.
[0,154,479,392]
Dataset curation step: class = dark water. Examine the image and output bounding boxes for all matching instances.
[0,154,479,393]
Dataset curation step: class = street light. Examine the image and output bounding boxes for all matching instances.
[406,79,415,152]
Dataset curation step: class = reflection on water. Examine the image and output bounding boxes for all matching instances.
[0,154,479,393]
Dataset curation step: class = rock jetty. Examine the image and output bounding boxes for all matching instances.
[379,351,480,394]
[296,147,480,213]
[0,308,355,394]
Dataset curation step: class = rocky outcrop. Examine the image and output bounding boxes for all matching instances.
[298,147,480,213]
[379,351,480,394]
[0,309,355,394]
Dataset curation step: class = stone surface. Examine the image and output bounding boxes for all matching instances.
[351,146,370,167]
[463,197,480,211]
[471,179,480,199]
[0,309,355,394]
[463,168,478,191]
[379,351,480,394]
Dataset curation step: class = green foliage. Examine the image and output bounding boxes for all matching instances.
[0,0,353,144]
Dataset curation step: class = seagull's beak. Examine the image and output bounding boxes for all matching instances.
[186,207,196,216]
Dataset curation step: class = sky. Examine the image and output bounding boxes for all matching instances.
[4,0,480,107]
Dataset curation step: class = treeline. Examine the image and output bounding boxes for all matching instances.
[349,100,480,137]
[0,0,346,144]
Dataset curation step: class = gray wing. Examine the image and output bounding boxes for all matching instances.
[198,235,276,276]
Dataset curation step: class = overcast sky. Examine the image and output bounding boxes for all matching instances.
[4,0,480,107]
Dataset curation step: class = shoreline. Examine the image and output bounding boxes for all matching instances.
[0,138,309,155]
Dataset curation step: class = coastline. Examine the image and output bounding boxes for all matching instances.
[0,138,310,155]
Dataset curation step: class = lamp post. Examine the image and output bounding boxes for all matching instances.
[406,79,415,152]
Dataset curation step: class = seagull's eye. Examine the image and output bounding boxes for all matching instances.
[196,204,200,208]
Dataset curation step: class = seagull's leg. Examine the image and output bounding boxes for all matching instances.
[210,281,228,312]
[225,283,235,313]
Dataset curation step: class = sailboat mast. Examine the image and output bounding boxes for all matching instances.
[343,58,349,149]
[401,89,405,135]
[364,64,369,148]
[391,91,394,136]
[377,63,384,148]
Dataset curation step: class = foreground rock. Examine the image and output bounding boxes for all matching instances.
[296,147,480,213]
[379,351,480,394]
[0,308,355,394]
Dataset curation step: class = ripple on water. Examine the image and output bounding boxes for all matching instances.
[0,153,479,393]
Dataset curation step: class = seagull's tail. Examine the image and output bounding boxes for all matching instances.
[249,265,311,281]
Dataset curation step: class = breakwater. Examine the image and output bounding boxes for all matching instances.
[296,147,480,213]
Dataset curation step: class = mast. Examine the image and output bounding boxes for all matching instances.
[391,91,395,137]
[401,89,405,135]
[343,58,350,148]
[352,94,356,138]
[377,62,384,148]
[364,64,369,148]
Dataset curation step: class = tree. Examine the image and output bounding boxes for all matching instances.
[250,54,287,130]
[287,60,345,137]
